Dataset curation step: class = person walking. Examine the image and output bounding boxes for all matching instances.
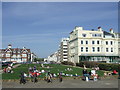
[47,72,52,83]
[19,72,26,84]
[59,72,63,82]
[32,71,38,83]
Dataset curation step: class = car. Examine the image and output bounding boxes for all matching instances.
[2,62,13,66]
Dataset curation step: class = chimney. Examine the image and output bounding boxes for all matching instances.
[23,47,26,49]
[8,44,12,49]
[98,26,102,31]
[110,28,114,33]
[75,26,83,30]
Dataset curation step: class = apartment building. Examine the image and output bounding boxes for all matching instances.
[59,38,69,62]
[69,26,119,63]
[0,44,36,63]
[46,51,59,62]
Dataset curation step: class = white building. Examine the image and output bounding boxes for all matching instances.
[69,26,119,64]
[46,51,59,62]
[59,38,69,62]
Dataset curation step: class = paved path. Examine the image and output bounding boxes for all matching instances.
[12,64,21,68]
[2,77,119,88]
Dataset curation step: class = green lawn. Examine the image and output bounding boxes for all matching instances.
[2,64,104,79]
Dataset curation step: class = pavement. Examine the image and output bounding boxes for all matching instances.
[12,64,21,68]
[2,76,119,88]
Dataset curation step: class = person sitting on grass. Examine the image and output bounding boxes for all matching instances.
[3,68,7,73]
[112,70,118,75]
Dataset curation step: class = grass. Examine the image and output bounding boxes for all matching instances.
[2,64,104,79]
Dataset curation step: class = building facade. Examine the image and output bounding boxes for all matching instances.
[46,51,59,62]
[69,26,119,63]
[0,44,36,63]
[59,38,69,62]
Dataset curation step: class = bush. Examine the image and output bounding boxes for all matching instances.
[98,63,119,71]
[76,61,120,72]
[61,61,75,66]
[76,61,99,68]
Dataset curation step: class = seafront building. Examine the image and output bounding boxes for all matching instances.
[59,38,69,62]
[0,44,36,63]
[69,26,120,63]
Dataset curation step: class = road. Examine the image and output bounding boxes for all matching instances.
[2,76,119,88]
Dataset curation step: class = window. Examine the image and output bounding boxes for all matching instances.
[22,54,27,57]
[81,40,83,44]
[86,47,88,52]
[111,48,113,52]
[81,47,83,52]
[86,41,88,44]
[22,58,26,61]
[97,41,99,44]
[92,41,95,44]
[111,41,113,45]
[82,34,86,37]
[97,47,100,52]
[92,47,95,52]
[106,41,108,45]
[6,54,10,57]
[92,34,101,37]
[63,51,67,53]
[106,48,109,52]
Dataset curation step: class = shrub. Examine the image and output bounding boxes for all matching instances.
[76,61,99,68]
[76,61,120,71]
[61,61,75,66]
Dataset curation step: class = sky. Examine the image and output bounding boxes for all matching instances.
[2,2,118,58]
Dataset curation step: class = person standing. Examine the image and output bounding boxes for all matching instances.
[19,72,26,84]
[47,72,52,83]
[82,69,88,81]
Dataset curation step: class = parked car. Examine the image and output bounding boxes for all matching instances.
[2,62,13,66]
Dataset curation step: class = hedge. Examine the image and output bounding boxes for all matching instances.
[76,61,120,72]
[61,61,75,66]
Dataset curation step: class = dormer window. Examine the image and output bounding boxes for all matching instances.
[82,34,86,37]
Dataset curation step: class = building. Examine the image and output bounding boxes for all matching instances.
[46,51,59,62]
[0,44,36,63]
[59,38,69,62]
[69,26,119,64]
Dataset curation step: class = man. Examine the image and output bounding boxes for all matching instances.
[20,72,26,84]
[82,69,88,81]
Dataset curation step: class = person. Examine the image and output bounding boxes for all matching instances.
[28,67,33,72]
[32,71,38,83]
[112,70,118,75]
[19,72,26,84]
[88,70,91,80]
[41,70,45,73]
[33,66,37,71]
[47,72,52,83]
[118,66,120,79]
[59,72,63,82]
[82,69,88,81]
[10,63,13,68]
[3,68,7,73]
[7,66,12,73]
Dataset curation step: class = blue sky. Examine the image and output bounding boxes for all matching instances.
[2,2,118,58]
